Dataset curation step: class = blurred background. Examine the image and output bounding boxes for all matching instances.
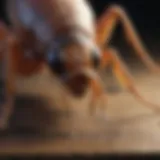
[0,0,159,60]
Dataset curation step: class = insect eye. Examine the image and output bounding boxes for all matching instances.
[91,47,101,68]
[46,46,66,76]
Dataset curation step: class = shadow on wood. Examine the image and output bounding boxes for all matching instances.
[1,94,72,138]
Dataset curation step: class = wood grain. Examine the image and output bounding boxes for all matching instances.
[0,63,160,155]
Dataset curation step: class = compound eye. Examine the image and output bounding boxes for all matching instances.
[46,46,66,76]
[91,47,101,68]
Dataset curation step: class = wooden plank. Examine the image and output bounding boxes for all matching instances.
[0,66,160,155]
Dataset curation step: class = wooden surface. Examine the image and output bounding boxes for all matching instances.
[1,63,160,155]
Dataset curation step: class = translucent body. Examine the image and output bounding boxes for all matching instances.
[7,0,96,45]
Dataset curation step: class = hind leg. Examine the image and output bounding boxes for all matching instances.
[103,47,160,111]
[96,5,159,73]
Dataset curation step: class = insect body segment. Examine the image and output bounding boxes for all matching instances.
[0,0,159,129]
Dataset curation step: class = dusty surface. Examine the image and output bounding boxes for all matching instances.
[0,63,160,155]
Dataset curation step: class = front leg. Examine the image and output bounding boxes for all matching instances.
[89,74,108,115]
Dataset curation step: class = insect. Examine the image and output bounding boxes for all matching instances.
[0,0,159,129]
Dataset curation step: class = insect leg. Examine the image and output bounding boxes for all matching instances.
[97,5,160,73]
[114,5,160,73]
[96,5,118,47]
[105,47,160,111]
[89,73,108,115]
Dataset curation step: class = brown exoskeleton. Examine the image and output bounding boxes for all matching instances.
[0,0,159,129]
